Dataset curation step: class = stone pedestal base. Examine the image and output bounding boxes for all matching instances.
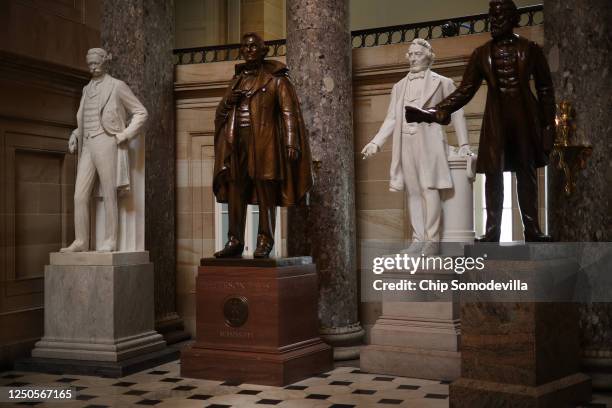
[361,268,460,381]
[451,253,592,407]
[31,252,166,362]
[319,323,365,361]
[362,344,460,381]
[583,357,612,390]
[181,257,333,386]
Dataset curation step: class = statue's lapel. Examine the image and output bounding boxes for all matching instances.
[248,68,274,97]
[98,75,115,113]
[420,69,440,107]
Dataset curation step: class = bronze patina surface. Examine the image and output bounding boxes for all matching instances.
[405,0,556,242]
[212,33,313,258]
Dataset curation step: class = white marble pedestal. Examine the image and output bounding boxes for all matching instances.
[440,153,476,255]
[32,251,165,362]
[360,267,460,381]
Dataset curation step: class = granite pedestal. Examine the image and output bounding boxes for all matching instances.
[181,257,333,386]
[361,267,461,381]
[16,252,176,377]
[450,245,591,407]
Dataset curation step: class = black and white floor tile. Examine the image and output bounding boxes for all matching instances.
[1,361,610,407]
[0,361,450,408]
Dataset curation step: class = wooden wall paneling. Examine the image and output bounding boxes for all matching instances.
[2,127,74,312]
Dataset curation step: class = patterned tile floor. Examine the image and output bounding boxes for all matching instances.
[1,359,610,407]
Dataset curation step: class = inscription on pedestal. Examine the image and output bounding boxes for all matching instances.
[182,259,332,386]
[219,330,253,339]
[207,281,271,290]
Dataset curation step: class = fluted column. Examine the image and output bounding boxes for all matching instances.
[544,0,612,390]
[286,0,363,360]
[101,0,189,343]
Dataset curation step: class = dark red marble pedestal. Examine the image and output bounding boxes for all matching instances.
[450,259,591,407]
[181,257,332,386]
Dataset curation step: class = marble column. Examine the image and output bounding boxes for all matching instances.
[101,0,189,344]
[286,0,363,359]
[544,0,612,390]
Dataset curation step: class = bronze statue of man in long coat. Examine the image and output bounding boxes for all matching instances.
[213,32,312,258]
[405,0,556,242]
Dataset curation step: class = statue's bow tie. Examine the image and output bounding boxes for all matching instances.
[407,72,425,80]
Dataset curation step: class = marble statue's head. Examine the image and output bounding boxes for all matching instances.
[406,39,435,73]
[489,0,520,39]
[240,32,269,65]
[86,48,111,78]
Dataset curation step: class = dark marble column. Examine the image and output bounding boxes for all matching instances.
[101,0,189,344]
[286,0,363,360]
[544,0,612,389]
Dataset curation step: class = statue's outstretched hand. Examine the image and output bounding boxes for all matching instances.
[68,130,78,154]
[361,142,379,159]
[405,106,451,126]
[405,106,435,124]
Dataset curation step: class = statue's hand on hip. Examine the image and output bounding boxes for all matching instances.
[68,130,78,154]
[361,142,379,159]
[115,132,127,145]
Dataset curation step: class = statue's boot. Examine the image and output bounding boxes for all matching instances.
[60,240,88,252]
[214,236,244,258]
[476,226,501,242]
[478,171,503,243]
[517,166,552,242]
[400,241,424,255]
[524,233,552,242]
[97,240,117,252]
[421,241,440,256]
[523,215,552,242]
[253,235,273,259]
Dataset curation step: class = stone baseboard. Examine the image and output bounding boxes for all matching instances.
[33,331,165,362]
[449,373,591,408]
[361,344,460,381]
[31,251,166,364]
[17,346,180,378]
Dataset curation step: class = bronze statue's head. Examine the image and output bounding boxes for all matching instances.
[240,32,269,65]
[489,0,520,39]
[86,48,111,78]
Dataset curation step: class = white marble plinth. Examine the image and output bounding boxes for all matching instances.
[49,251,149,266]
[32,252,165,362]
[361,268,460,381]
[440,154,476,255]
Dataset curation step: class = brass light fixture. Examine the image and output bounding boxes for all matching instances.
[550,101,592,196]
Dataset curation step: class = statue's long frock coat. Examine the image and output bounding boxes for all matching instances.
[436,35,556,174]
[213,60,313,206]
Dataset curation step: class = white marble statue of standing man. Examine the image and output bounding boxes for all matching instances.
[61,48,148,252]
[361,39,472,255]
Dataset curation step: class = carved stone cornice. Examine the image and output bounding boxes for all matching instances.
[0,50,89,94]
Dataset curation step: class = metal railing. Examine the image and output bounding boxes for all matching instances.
[173,4,543,65]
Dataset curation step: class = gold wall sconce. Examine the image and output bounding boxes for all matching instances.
[551,101,592,196]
